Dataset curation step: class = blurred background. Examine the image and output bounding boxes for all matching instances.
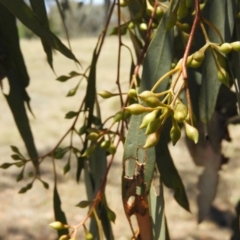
[0,1,240,239]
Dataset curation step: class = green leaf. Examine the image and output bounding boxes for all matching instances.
[92,116,101,126]
[79,126,87,135]
[0,4,39,169]
[18,182,33,194]
[40,179,49,189]
[149,173,170,240]
[107,207,116,223]
[63,161,71,175]
[11,154,21,160]
[155,119,190,212]
[56,76,72,82]
[10,145,20,154]
[65,111,78,119]
[76,156,85,182]
[76,200,92,208]
[53,147,69,159]
[66,83,79,97]
[18,187,28,194]
[29,0,53,70]
[16,168,24,182]
[56,71,82,82]
[0,163,14,169]
[0,0,79,64]
[85,49,97,128]
[15,161,24,168]
[199,0,233,122]
[53,185,69,237]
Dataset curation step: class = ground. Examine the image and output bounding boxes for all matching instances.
[0,37,239,240]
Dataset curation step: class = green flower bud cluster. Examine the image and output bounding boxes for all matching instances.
[79,126,118,157]
[188,49,205,68]
[214,45,233,87]
[218,41,240,54]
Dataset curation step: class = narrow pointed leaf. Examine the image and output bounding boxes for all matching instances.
[199,0,234,122]
[0,0,79,63]
[53,185,68,237]
[29,0,53,70]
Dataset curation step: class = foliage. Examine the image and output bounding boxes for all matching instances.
[0,0,240,239]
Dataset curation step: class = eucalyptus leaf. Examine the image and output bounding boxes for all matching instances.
[76,200,92,208]
[0,0,79,63]
[65,111,78,119]
[10,145,20,154]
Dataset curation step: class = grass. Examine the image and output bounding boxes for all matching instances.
[0,37,239,240]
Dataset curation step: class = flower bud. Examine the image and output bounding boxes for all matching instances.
[217,68,229,87]
[144,96,162,107]
[177,0,188,19]
[184,121,199,143]
[113,110,130,123]
[139,23,148,31]
[193,50,205,62]
[59,235,70,240]
[186,55,193,66]
[219,43,232,54]
[107,143,117,154]
[139,110,158,129]
[128,22,135,29]
[82,145,96,157]
[127,89,137,98]
[125,104,152,115]
[178,23,190,32]
[166,10,177,30]
[231,41,240,52]
[146,1,154,16]
[155,6,164,20]
[100,140,110,149]
[173,102,188,122]
[49,221,68,230]
[87,132,99,141]
[189,59,202,68]
[145,118,162,135]
[143,132,160,148]
[170,120,181,145]
[85,232,94,240]
[119,0,128,7]
[138,90,155,100]
[98,90,115,99]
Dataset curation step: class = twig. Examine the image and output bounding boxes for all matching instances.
[182,0,200,125]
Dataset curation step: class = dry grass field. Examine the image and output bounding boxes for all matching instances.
[0,37,240,240]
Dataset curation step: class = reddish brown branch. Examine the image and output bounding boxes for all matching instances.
[182,0,200,125]
[182,0,200,79]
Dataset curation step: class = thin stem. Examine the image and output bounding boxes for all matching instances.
[181,0,200,126]
[199,21,210,42]
[116,0,124,107]
[151,68,180,92]
[201,17,224,43]
[182,0,200,79]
